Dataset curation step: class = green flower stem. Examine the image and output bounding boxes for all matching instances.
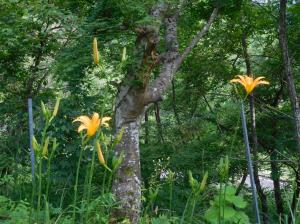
[190,192,203,223]
[85,146,97,222]
[104,164,112,173]
[219,182,222,224]
[180,195,191,224]
[102,168,107,194]
[29,179,36,223]
[36,121,50,223]
[45,145,57,203]
[37,159,42,223]
[189,199,196,223]
[45,160,51,203]
[222,184,227,223]
[72,142,85,223]
[106,169,113,192]
[81,167,90,224]
[169,180,173,217]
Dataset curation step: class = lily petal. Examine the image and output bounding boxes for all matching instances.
[92,112,101,128]
[101,116,112,123]
[78,124,87,133]
[100,116,112,127]
[230,78,241,83]
[232,78,248,91]
[257,80,269,85]
[73,116,91,127]
[92,113,99,121]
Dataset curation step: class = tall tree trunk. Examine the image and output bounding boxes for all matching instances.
[111,5,218,223]
[154,102,164,143]
[270,149,284,215]
[279,0,300,221]
[269,86,284,217]
[242,33,269,224]
[111,88,145,223]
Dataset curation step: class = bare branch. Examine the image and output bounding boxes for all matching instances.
[177,7,218,65]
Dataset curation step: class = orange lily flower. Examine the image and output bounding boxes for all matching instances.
[73,113,111,137]
[230,75,269,94]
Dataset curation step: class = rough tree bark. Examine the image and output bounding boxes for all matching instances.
[241,33,269,224]
[111,4,218,223]
[279,0,300,222]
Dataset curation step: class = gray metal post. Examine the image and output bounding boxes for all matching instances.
[241,101,261,224]
[28,98,35,181]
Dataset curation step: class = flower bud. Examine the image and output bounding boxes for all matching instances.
[188,171,197,193]
[41,101,47,116]
[96,141,105,165]
[52,98,60,117]
[113,127,125,146]
[199,171,208,193]
[112,151,124,170]
[41,101,51,120]
[93,37,99,65]
[42,137,50,156]
[224,156,229,175]
[32,136,40,152]
[122,47,127,62]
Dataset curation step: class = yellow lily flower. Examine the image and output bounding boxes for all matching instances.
[73,113,111,137]
[230,75,269,94]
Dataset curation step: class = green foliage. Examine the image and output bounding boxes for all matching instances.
[79,193,117,223]
[204,185,249,224]
[0,195,30,224]
[1,0,300,223]
[151,214,179,224]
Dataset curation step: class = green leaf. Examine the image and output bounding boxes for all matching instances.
[232,211,250,224]
[222,206,236,219]
[204,207,219,223]
[226,195,247,209]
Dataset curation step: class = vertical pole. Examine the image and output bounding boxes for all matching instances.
[28,98,35,182]
[241,101,260,224]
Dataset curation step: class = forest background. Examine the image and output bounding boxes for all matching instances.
[1,0,300,223]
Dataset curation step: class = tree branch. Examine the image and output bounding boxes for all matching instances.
[144,7,218,104]
[178,7,218,65]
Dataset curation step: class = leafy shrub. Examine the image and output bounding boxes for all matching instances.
[0,195,30,224]
[204,185,249,224]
